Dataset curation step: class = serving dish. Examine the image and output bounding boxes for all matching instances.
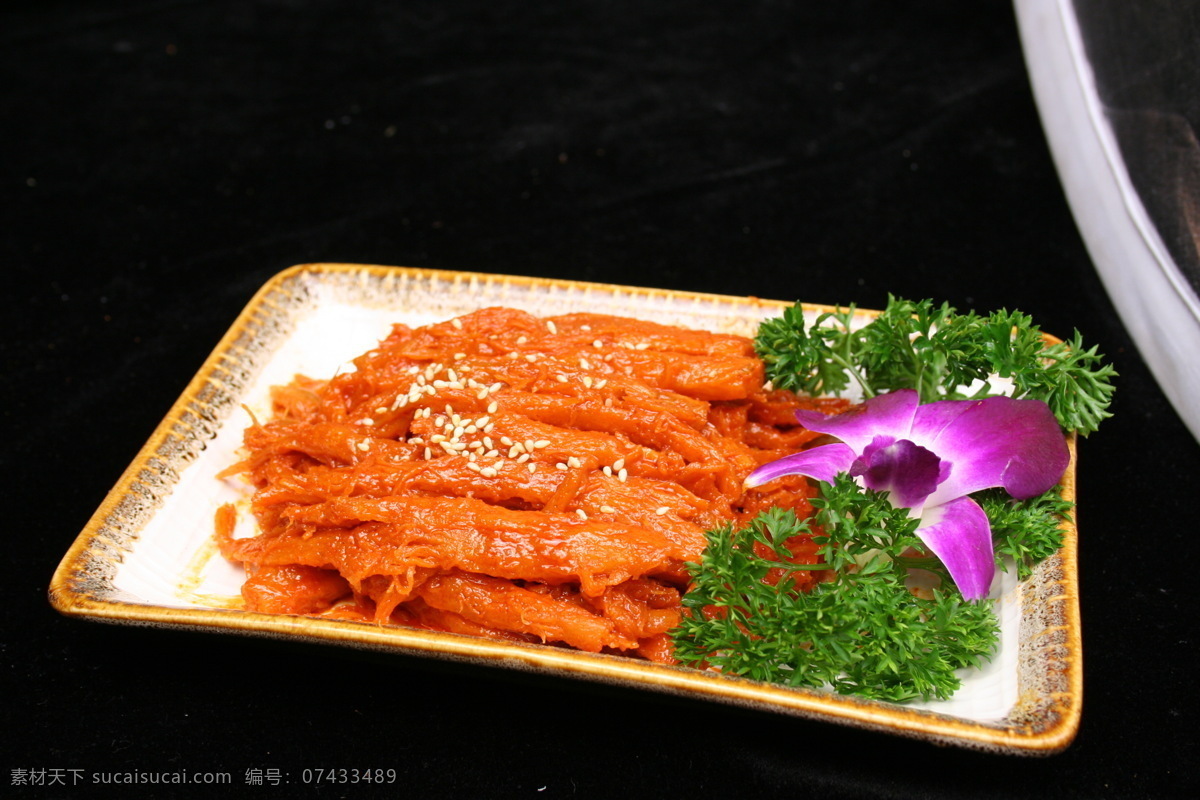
[49,264,1081,754]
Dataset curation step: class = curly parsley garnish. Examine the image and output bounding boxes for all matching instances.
[754,296,1116,435]
[672,480,1003,702]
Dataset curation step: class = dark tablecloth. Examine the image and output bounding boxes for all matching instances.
[6,2,1198,797]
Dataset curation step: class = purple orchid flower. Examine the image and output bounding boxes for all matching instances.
[745,389,1069,599]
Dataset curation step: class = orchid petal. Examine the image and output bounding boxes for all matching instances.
[851,437,950,508]
[920,395,1069,506]
[793,389,920,453]
[915,497,996,600]
[744,443,857,488]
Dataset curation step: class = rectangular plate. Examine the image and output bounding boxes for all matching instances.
[50,264,1081,754]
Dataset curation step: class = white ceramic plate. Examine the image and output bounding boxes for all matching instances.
[50,264,1081,754]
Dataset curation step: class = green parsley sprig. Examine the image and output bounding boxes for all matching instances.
[671,478,1001,703]
[754,296,1116,435]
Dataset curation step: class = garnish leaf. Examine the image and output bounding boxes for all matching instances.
[754,296,1116,434]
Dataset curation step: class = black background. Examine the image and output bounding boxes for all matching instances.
[5,2,1199,798]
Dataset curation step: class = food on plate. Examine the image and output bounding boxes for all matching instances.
[216,297,1114,702]
[216,306,847,662]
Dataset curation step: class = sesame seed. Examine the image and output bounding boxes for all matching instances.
[480,466,498,478]
[485,449,499,459]
[500,436,513,447]
[517,335,528,345]
[357,441,371,451]
[508,445,522,458]
[603,466,612,476]
[375,406,388,414]
[613,458,625,470]
[618,468,628,482]
[656,506,670,515]
[448,369,458,383]
[467,461,482,472]
[430,434,446,443]
[581,325,591,332]
[483,436,494,449]
[534,440,550,449]
[487,402,498,414]
[595,379,607,389]
[579,357,591,370]
[409,436,425,445]
[489,382,502,394]
[451,318,463,330]
[516,453,530,463]
[524,439,535,451]
[546,320,558,334]
[555,462,568,471]
[593,339,603,349]
[567,456,582,469]
[576,509,588,521]
[424,447,432,460]
[476,416,490,427]
[600,505,616,514]
[556,374,568,383]
[635,342,650,350]
[476,387,489,400]
[527,463,537,473]
[582,376,593,388]
[454,352,466,361]
[357,417,375,425]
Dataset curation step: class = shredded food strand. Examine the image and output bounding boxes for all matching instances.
[216,307,848,662]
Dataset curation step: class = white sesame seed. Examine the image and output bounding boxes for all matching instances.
[593,339,603,348]
[555,462,568,471]
[534,440,550,449]
[375,406,388,414]
[656,506,670,516]
[618,468,628,482]
[576,509,588,521]
[357,417,375,425]
[467,461,482,472]
[452,318,463,330]
[556,374,568,383]
[483,423,495,434]
[546,320,557,334]
[487,402,498,414]
[581,325,591,332]
[424,447,432,460]
[579,357,591,370]
[483,436,494,449]
[583,376,593,388]
[613,458,625,471]
[430,434,446,443]
[600,506,616,514]
[517,335,528,345]
[508,445,522,458]
[409,436,425,445]
[408,366,420,375]
[476,416,490,428]
[476,387,489,400]
[480,466,498,478]
[524,439,535,452]
[357,441,371,452]
[485,449,499,459]
[595,379,607,389]
[527,463,537,473]
[500,436,513,447]
[567,456,582,469]
[464,424,478,434]
[516,453,530,463]
[635,342,650,350]
[454,352,466,361]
